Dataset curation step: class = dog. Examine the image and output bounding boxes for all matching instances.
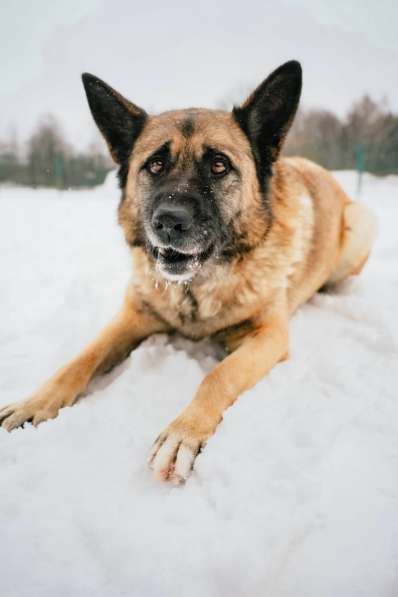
[0,61,376,483]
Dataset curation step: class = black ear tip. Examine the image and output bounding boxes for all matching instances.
[81,73,106,93]
[280,60,302,77]
[82,72,92,82]
[286,59,301,69]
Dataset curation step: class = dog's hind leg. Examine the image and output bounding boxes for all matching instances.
[327,201,377,285]
[0,290,169,431]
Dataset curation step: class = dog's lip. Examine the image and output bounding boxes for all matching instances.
[154,244,204,257]
[158,247,197,259]
[158,247,195,265]
[150,243,214,267]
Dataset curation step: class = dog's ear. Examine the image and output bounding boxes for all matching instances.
[233,60,302,179]
[82,73,147,165]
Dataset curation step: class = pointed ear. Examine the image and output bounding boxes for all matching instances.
[82,73,147,165]
[233,60,302,179]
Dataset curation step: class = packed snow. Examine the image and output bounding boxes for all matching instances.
[0,171,397,597]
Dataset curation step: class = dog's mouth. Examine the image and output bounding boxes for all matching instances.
[151,244,214,281]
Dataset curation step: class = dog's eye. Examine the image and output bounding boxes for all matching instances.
[148,158,165,175]
[211,156,229,176]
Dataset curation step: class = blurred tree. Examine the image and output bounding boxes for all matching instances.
[0,96,397,190]
[284,95,398,175]
[27,116,70,188]
[18,116,112,189]
[0,126,22,183]
[286,109,344,169]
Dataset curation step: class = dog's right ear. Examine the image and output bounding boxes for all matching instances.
[232,61,302,185]
[82,73,147,165]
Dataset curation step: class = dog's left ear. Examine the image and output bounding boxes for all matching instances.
[233,60,302,175]
[82,73,147,165]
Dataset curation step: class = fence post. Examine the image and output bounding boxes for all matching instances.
[54,153,65,189]
[354,143,365,198]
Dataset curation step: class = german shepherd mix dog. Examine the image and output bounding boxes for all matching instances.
[0,61,376,483]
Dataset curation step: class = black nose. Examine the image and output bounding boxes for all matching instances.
[151,203,193,243]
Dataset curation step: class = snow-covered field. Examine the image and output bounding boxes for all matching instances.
[0,171,397,597]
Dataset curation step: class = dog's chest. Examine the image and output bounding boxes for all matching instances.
[140,263,282,339]
[152,286,249,338]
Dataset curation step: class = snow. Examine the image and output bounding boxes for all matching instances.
[0,171,397,597]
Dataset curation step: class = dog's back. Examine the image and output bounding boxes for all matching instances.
[276,157,376,313]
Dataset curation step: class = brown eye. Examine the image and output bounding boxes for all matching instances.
[211,157,228,176]
[148,158,164,175]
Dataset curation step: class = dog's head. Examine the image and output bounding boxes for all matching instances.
[82,61,302,282]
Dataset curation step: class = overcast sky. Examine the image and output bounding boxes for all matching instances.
[1,0,397,148]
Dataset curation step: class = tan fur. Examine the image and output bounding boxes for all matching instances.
[327,201,377,284]
[0,106,376,484]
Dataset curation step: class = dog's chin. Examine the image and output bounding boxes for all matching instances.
[151,245,213,283]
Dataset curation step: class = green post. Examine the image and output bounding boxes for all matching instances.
[354,144,365,198]
[54,154,64,189]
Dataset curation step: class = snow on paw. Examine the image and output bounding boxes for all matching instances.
[148,424,204,484]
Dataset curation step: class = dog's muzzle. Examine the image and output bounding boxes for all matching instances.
[148,192,214,281]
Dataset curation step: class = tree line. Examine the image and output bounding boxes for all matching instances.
[0,116,112,189]
[0,95,397,190]
[284,95,398,175]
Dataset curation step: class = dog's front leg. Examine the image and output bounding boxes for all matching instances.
[0,290,168,431]
[149,305,289,483]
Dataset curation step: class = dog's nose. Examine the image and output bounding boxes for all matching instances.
[151,204,193,243]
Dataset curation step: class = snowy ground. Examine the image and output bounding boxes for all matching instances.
[0,171,397,597]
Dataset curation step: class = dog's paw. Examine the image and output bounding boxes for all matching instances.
[148,411,214,484]
[0,396,61,431]
[148,428,203,484]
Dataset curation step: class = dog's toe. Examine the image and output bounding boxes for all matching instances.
[172,443,198,484]
[0,405,16,429]
[0,405,30,431]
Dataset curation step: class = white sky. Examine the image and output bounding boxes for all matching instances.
[1,0,397,149]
